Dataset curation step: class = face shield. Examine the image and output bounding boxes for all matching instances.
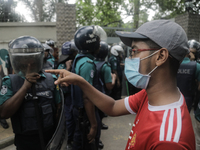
[8,36,44,77]
[93,25,107,42]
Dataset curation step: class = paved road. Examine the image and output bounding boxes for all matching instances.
[2,109,197,150]
[1,114,136,150]
[101,114,135,150]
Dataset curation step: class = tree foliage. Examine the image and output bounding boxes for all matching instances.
[121,0,187,28]
[76,0,122,27]
[19,0,68,22]
[0,0,24,22]
[149,0,185,19]
[121,0,149,29]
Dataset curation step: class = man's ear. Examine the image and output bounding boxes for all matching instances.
[155,48,169,66]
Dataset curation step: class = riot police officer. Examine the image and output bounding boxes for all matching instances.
[108,45,124,100]
[94,41,116,95]
[71,25,107,150]
[0,59,9,129]
[56,41,78,150]
[94,41,116,149]
[5,53,13,74]
[188,39,200,62]
[186,39,200,149]
[45,39,57,68]
[0,36,61,150]
[177,39,200,112]
[42,43,54,70]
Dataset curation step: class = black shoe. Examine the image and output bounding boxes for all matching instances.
[101,123,108,130]
[0,119,9,129]
[99,140,104,149]
[67,142,73,150]
[103,114,108,117]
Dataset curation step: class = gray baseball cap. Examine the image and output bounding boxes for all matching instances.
[115,20,189,62]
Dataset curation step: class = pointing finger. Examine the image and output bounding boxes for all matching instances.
[45,69,61,74]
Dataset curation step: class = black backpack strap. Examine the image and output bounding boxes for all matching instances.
[71,54,86,73]
[96,61,106,80]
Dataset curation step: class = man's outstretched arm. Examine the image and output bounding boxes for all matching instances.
[45,69,129,116]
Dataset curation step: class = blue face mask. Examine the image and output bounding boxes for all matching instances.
[125,51,159,89]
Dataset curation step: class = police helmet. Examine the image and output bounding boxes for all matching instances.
[45,39,55,47]
[110,45,124,56]
[74,25,107,53]
[119,41,127,51]
[42,43,54,54]
[95,41,109,61]
[61,41,78,55]
[188,39,200,51]
[58,41,78,64]
[9,36,44,77]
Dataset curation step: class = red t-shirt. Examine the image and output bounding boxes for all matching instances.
[124,89,195,150]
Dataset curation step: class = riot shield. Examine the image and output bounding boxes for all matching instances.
[45,88,68,150]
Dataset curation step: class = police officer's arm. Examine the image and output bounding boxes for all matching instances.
[110,58,120,87]
[83,94,97,143]
[105,73,116,90]
[65,60,73,71]
[45,69,130,116]
[113,70,120,87]
[0,73,40,119]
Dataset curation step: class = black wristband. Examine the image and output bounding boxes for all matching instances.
[25,77,32,83]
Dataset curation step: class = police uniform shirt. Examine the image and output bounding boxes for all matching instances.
[57,63,66,70]
[181,57,200,82]
[0,73,61,106]
[47,54,55,67]
[94,60,112,84]
[109,55,117,71]
[5,55,11,69]
[75,54,96,85]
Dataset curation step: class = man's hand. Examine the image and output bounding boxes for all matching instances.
[24,73,40,89]
[45,69,83,86]
[65,60,73,71]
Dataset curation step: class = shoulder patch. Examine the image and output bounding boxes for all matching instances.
[87,60,93,64]
[90,70,94,78]
[114,62,117,66]
[56,85,59,91]
[0,85,8,95]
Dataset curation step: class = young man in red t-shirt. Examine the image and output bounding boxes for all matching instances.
[46,20,195,150]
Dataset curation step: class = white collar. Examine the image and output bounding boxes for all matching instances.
[148,92,183,111]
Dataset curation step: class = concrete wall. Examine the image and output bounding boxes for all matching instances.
[56,3,76,49]
[175,13,200,41]
[0,22,57,50]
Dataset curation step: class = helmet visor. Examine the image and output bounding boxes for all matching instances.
[9,48,44,77]
[94,25,107,42]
